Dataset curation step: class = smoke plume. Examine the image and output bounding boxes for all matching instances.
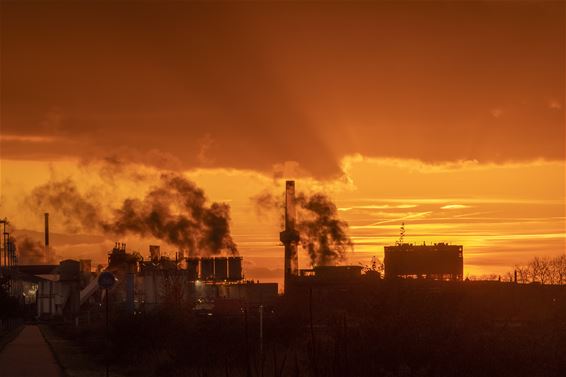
[253,190,352,266]
[26,179,100,233]
[295,193,352,266]
[16,236,57,265]
[26,173,237,256]
[104,173,237,256]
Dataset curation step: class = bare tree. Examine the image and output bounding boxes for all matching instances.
[549,254,566,285]
[528,257,552,284]
[511,255,566,285]
[514,265,530,284]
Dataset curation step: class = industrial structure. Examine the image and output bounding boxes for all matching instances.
[280,180,300,290]
[76,243,278,316]
[3,181,467,322]
[280,180,376,294]
[2,210,277,320]
[384,242,464,281]
[0,218,17,270]
[16,243,277,319]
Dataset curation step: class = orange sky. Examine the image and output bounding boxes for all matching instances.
[0,2,564,286]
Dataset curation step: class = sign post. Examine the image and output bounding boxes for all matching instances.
[98,271,116,377]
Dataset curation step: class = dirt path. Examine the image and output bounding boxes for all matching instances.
[0,325,63,377]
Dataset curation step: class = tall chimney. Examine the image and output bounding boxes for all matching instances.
[280,180,299,293]
[44,212,49,263]
[44,212,49,248]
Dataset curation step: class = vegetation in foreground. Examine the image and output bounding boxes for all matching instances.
[51,281,566,377]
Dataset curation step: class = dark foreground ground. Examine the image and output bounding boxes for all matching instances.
[48,281,566,377]
[0,325,62,377]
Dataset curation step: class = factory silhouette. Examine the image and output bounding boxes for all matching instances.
[1,180,565,376]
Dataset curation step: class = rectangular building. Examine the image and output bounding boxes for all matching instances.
[384,243,463,281]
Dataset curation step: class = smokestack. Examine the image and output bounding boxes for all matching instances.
[44,212,49,248]
[280,180,299,292]
[44,212,50,263]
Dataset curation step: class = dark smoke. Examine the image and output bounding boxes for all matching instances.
[253,190,352,266]
[26,179,100,233]
[26,173,237,256]
[295,193,352,266]
[78,156,151,184]
[16,236,57,265]
[104,173,237,256]
[252,190,284,225]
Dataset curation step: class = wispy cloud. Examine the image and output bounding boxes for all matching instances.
[0,134,60,143]
[441,204,471,210]
[339,204,417,211]
[351,211,433,228]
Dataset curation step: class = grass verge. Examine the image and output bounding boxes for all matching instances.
[0,324,24,353]
[39,324,126,377]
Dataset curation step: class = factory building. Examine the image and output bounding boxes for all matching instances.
[14,260,93,319]
[98,244,278,314]
[384,243,464,281]
[5,209,276,319]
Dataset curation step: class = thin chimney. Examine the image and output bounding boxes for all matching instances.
[44,213,49,261]
[280,180,300,293]
[44,212,49,247]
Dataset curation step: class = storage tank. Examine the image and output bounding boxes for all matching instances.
[228,257,243,281]
[214,257,228,281]
[187,257,199,281]
[200,257,214,280]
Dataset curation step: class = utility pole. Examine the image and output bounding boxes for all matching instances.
[106,288,109,377]
[259,304,264,358]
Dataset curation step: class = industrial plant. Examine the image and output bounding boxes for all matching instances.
[2,180,471,321]
[384,242,464,281]
[2,181,565,377]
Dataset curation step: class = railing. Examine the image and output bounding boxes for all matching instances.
[0,318,24,337]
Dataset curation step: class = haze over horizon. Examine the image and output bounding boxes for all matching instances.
[1,1,564,286]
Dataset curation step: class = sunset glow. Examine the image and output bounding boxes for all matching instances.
[1,2,565,376]
[0,1,564,287]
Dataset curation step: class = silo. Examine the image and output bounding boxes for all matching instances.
[228,257,243,281]
[200,257,214,280]
[187,257,199,281]
[214,257,228,281]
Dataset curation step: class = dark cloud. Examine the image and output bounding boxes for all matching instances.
[1,2,564,177]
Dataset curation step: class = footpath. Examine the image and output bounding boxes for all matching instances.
[0,325,62,377]
[0,324,127,377]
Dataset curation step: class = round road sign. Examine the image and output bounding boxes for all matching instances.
[98,271,117,289]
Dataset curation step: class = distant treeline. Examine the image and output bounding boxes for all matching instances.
[511,255,566,285]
